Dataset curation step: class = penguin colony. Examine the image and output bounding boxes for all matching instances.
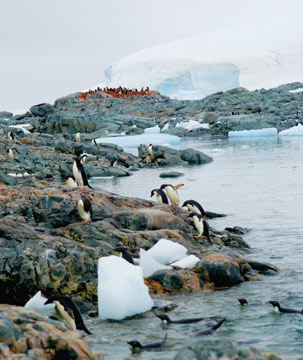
[5,131,298,353]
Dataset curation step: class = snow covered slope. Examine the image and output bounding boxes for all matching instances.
[105,26,303,100]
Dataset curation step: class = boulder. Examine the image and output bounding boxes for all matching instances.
[0,111,13,120]
[30,103,55,117]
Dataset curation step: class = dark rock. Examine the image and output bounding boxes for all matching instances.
[180,148,213,165]
[0,111,13,120]
[148,270,183,292]
[30,103,54,117]
[159,171,184,178]
[0,173,19,186]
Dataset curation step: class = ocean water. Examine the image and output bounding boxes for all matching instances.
[87,136,303,359]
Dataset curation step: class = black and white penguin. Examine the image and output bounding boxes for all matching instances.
[114,246,135,265]
[77,197,92,222]
[44,295,92,334]
[64,175,78,188]
[268,301,303,314]
[127,333,167,352]
[75,132,81,142]
[7,131,14,141]
[195,317,226,336]
[156,314,205,325]
[80,154,87,165]
[160,183,184,206]
[91,138,98,146]
[182,199,206,216]
[7,148,14,160]
[188,212,211,241]
[150,189,169,204]
[72,157,93,190]
[147,144,153,158]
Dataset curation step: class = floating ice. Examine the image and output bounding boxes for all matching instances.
[147,239,187,265]
[279,124,303,136]
[171,255,200,269]
[162,123,170,131]
[144,125,160,134]
[228,128,277,138]
[139,249,171,277]
[176,120,209,131]
[97,133,180,149]
[24,291,56,316]
[98,256,154,320]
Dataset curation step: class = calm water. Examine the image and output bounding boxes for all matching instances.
[87,136,303,359]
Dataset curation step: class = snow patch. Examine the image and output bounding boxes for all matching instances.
[176,120,209,131]
[279,123,303,136]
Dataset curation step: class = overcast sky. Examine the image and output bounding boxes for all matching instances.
[1,0,302,112]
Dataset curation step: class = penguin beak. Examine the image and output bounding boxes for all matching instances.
[175,184,184,189]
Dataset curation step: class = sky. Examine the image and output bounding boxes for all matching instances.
[1,0,302,112]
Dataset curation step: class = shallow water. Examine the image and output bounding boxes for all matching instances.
[87,136,303,359]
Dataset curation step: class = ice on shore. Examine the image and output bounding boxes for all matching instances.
[171,255,200,269]
[98,256,153,320]
[228,128,277,138]
[279,123,303,136]
[176,120,209,131]
[24,291,56,316]
[144,125,160,134]
[139,249,171,277]
[147,238,187,265]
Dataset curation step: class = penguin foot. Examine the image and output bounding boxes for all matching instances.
[79,187,84,191]
[82,220,88,223]
[194,235,201,239]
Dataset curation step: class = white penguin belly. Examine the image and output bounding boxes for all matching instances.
[54,300,76,330]
[73,161,84,186]
[77,202,91,221]
[166,187,180,206]
[187,204,201,215]
[193,216,204,236]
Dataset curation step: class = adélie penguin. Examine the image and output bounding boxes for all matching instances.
[7,131,14,141]
[156,314,205,325]
[44,295,92,334]
[160,183,184,206]
[150,188,169,204]
[72,157,93,190]
[195,317,226,336]
[7,148,14,160]
[75,132,81,142]
[147,144,154,158]
[182,199,206,216]
[114,246,135,265]
[127,333,167,352]
[80,153,87,165]
[77,197,92,223]
[268,301,303,314]
[64,175,78,188]
[188,212,211,242]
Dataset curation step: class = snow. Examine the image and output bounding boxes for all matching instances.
[24,291,56,316]
[279,123,303,136]
[97,133,180,149]
[144,125,160,134]
[105,25,303,100]
[228,128,277,138]
[9,124,32,134]
[171,255,200,269]
[146,238,187,265]
[176,120,209,131]
[139,249,171,277]
[289,88,303,93]
[98,256,153,320]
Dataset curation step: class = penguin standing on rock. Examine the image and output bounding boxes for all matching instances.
[44,295,92,334]
[72,157,93,190]
[77,197,92,223]
[80,154,87,165]
[160,184,184,206]
[75,132,81,142]
[7,131,14,141]
[64,175,78,188]
[150,189,169,204]
[188,212,211,242]
[147,144,154,158]
[7,148,14,160]
[91,138,98,146]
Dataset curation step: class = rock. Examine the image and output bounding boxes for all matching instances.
[159,171,184,178]
[247,260,279,274]
[0,173,19,186]
[30,103,54,117]
[0,111,13,120]
[180,148,213,165]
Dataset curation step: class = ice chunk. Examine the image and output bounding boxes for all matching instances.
[139,249,171,277]
[171,255,200,269]
[176,120,209,131]
[147,239,187,265]
[228,128,277,137]
[24,291,56,316]
[144,125,160,134]
[162,123,170,131]
[98,256,153,320]
[279,124,303,136]
[97,133,180,149]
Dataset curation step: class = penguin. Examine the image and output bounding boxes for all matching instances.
[77,197,92,223]
[160,184,184,206]
[114,246,135,265]
[80,154,87,165]
[188,212,211,241]
[182,200,206,216]
[44,295,92,334]
[195,317,226,336]
[75,132,81,142]
[238,298,248,306]
[72,157,93,190]
[7,131,14,141]
[91,138,98,146]
[7,148,14,160]
[150,189,169,204]
[268,301,303,314]
[156,314,205,325]
[64,175,78,188]
[127,333,167,352]
[147,144,153,158]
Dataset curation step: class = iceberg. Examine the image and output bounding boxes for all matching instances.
[147,239,187,265]
[170,255,200,269]
[144,125,160,134]
[24,291,56,316]
[176,120,209,131]
[228,128,277,138]
[98,256,153,320]
[105,25,303,100]
[139,248,171,277]
[279,123,303,136]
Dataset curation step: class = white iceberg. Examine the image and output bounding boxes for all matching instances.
[139,249,171,277]
[147,239,187,265]
[162,123,170,131]
[24,291,56,316]
[176,120,209,131]
[98,256,153,320]
[279,123,303,136]
[171,255,200,269]
[228,128,277,138]
[144,125,160,134]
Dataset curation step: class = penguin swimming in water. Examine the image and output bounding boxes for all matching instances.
[127,333,167,352]
[188,212,211,241]
[75,132,81,142]
[7,131,14,141]
[160,184,184,206]
[77,197,92,222]
[268,301,303,314]
[195,317,226,336]
[182,199,206,216]
[156,314,205,325]
[7,148,14,160]
[238,298,248,306]
[114,246,135,265]
[44,295,92,334]
[150,189,169,204]
[64,175,78,188]
[72,157,93,190]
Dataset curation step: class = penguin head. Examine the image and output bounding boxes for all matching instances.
[127,340,142,349]
[150,189,157,197]
[160,184,171,190]
[80,154,87,164]
[155,314,170,323]
[268,301,280,308]
[114,246,127,254]
[238,298,248,306]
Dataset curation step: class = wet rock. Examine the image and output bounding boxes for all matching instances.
[159,171,184,178]
[180,148,213,165]
[247,260,279,274]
